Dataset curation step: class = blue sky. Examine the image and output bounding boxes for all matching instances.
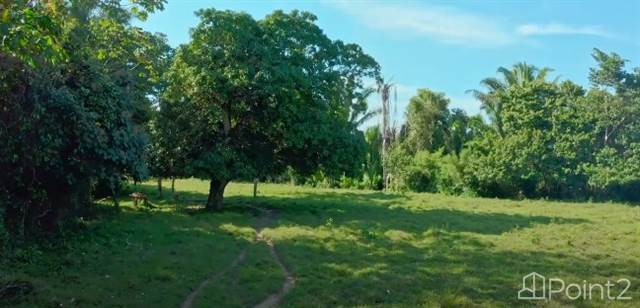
[136,0,640,123]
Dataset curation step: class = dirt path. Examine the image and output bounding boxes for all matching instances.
[253,208,295,308]
[181,206,294,308]
[180,248,247,308]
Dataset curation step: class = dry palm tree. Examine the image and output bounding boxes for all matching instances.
[377,78,395,189]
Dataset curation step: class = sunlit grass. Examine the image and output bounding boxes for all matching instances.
[2,178,639,307]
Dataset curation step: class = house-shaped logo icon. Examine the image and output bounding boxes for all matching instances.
[518,272,546,300]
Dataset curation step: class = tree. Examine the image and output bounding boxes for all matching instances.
[403,89,484,158]
[348,87,379,128]
[587,49,639,147]
[583,49,640,200]
[147,115,174,196]
[162,9,379,210]
[464,62,579,198]
[0,0,66,67]
[447,108,482,156]
[377,78,396,189]
[0,0,169,239]
[405,89,451,153]
[467,62,553,137]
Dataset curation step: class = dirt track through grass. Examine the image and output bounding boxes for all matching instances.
[182,205,295,308]
[180,248,247,308]
[3,180,640,307]
[253,208,295,308]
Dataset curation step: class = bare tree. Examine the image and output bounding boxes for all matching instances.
[377,78,396,190]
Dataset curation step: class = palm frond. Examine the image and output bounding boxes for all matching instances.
[354,108,381,127]
[497,66,517,86]
[537,67,554,82]
[480,77,505,92]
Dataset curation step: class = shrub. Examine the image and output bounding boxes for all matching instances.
[339,175,358,189]
[405,151,440,192]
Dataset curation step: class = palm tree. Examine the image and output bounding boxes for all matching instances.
[348,87,380,127]
[467,62,552,137]
[497,62,553,87]
[405,89,450,152]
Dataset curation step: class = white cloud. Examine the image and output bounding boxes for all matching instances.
[328,1,621,47]
[516,23,611,37]
[329,1,513,47]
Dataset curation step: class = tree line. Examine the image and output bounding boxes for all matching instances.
[353,53,639,202]
[1,1,638,242]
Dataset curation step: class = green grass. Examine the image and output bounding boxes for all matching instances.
[2,179,640,307]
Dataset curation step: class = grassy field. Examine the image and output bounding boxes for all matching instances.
[2,179,639,307]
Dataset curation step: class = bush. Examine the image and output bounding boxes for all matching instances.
[584,144,640,201]
[385,145,467,194]
[1,34,150,239]
[405,151,439,192]
[339,175,358,189]
[435,154,467,195]
[384,145,413,191]
[463,130,557,198]
[305,171,336,188]
[359,172,383,190]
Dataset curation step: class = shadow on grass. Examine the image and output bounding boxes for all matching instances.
[130,182,589,236]
[1,194,261,307]
[122,183,638,306]
[123,183,251,215]
[253,193,588,236]
[271,228,640,306]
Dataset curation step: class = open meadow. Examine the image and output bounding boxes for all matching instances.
[2,179,639,307]
[3,1,640,307]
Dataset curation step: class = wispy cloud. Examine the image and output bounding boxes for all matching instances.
[328,1,621,47]
[516,23,612,37]
[329,1,513,47]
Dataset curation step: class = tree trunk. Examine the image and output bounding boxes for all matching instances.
[157,178,163,197]
[171,178,175,194]
[206,179,228,211]
[112,183,119,208]
[253,178,258,198]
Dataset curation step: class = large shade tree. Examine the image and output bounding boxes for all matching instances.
[161,9,379,210]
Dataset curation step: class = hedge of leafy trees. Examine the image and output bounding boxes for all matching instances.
[341,53,639,202]
[1,1,638,242]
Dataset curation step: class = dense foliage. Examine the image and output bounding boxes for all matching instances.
[379,53,640,201]
[1,2,638,242]
[156,9,379,209]
[0,0,170,239]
